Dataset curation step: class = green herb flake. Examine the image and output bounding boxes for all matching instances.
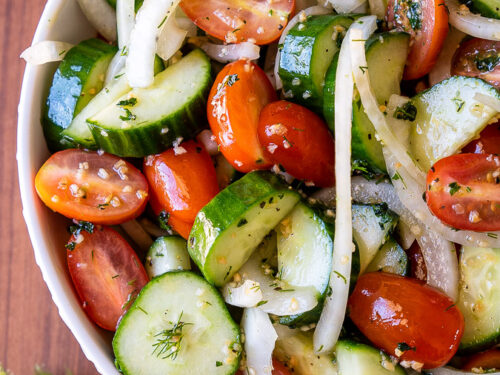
[445,303,456,311]
[216,361,223,367]
[117,97,138,107]
[452,95,465,112]
[158,210,171,231]
[448,182,461,196]
[393,102,417,121]
[397,342,416,352]
[256,300,268,307]
[119,108,136,121]
[237,218,248,227]
[334,271,347,284]
[152,311,192,360]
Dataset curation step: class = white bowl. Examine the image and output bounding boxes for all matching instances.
[17,1,120,373]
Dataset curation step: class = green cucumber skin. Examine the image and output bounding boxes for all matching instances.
[106,0,143,12]
[188,171,300,286]
[471,0,500,19]
[279,15,355,113]
[42,39,117,151]
[322,51,339,132]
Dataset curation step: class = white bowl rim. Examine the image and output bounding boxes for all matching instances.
[17,1,118,374]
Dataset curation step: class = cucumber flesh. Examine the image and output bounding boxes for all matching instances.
[113,271,241,375]
[336,340,406,375]
[188,171,300,286]
[43,38,116,151]
[409,76,500,172]
[88,49,211,157]
[145,236,191,278]
[365,237,408,276]
[457,246,500,352]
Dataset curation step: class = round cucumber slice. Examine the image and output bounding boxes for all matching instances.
[145,236,191,278]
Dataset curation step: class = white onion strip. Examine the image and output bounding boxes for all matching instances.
[274,6,331,90]
[117,0,135,50]
[222,280,263,308]
[427,367,500,375]
[327,0,367,13]
[120,219,153,253]
[368,0,386,18]
[126,0,180,88]
[475,92,500,112]
[429,27,465,86]
[156,12,188,61]
[20,41,74,65]
[446,0,500,41]
[200,42,260,63]
[76,0,117,42]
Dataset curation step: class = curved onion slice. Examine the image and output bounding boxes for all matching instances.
[327,0,367,13]
[223,280,263,308]
[429,27,466,86]
[126,0,180,88]
[117,0,135,49]
[475,92,500,112]
[200,42,260,63]
[105,54,126,85]
[427,368,500,375]
[157,12,188,62]
[446,0,500,41]
[20,41,74,65]
[120,219,153,253]
[76,0,117,42]
[274,5,331,90]
[368,0,386,17]
[242,308,277,375]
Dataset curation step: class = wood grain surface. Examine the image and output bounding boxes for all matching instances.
[0,0,99,373]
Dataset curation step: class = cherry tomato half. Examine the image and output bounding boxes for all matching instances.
[143,140,219,239]
[67,226,149,331]
[180,0,295,45]
[451,38,500,88]
[235,359,292,375]
[349,272,464,369]
[208,60,276,172]
[387,0,448,80]
[426,153,500,231]
[462,349,500,372]
[406,241,427,281]
[462,121,500,155]
[35,149,148,225]
[258,100,335,187]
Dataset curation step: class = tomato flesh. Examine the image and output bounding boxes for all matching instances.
[258,100,335,187]
[35,149,149,225]
[348,272,464,369]
[462,121,500,155]
[387,0,448,80]
[208,60,276,172]
[426,153,500,231]
[143,140,219,239]
[235,359,291,375]
[67,226,149,331]
[180,0,295,45]
[462,349,500,371]
[451,38,500,88]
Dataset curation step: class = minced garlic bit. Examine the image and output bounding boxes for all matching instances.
[267,143,278,154]
[136,190,148,200]
[51,195,60,203]
[469,210,481,223]
[78,161,89,170]
[98,168,109,180]
[289,298,299,312]
[69,184,86,198]
[110,196,121,207]
[173,137,187,155]
[268,123,287,136]
[122,185,133,193]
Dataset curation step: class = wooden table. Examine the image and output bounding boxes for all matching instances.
[0,0,99,373]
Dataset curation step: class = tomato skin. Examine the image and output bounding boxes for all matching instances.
[234,359,291,375]
[179,0,295,45]
[67,226,149,331]
[143,140,219,239]
[387,0,448,80]
[451,38,500,88]
[462,121,500,155]
[208,60,276,173]
[462,349,500,371]
[426,153,500,232]
[348,272,464,369]
[258,100,335,187]
[406,241,427,281]
[35,149,149,225]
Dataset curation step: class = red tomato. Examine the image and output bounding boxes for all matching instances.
[348,272,464,369]
[406,241,427,281]
[180,0,295,45]
[462,121,500,155]
[462,349,500,371]
[67,226,149,331]
[143,140,219,239]
[234,359,292,375]
[258,100,335,187]
[387,0,448,80]
[35,149,148,225]
[451,38,500,88]
[208,60,276,172]
[426,153,500,231]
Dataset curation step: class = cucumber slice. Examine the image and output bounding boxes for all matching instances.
[145,236,191,278]
[188,171,300,286]
[409,76,500,172]
[457,246,500,353]
[336,340,406,375]
[106,0,143,12]
[42,38,117,151]
[365,237,408,276]
[279,14,356,113]
[88,49,211,157]
[274,325,338,375]
[352,204,398,274]
[113,271,241,375]
[324,32,410,173]
[470,0,500,19]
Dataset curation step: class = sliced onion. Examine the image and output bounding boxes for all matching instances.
[242,308,277,375]
[427,368,500,375]
[120,219,153,252]
[368,0,386,18]
[475,92,500,112]
[76,0,117,42]
[429,27,466,86]
[138,218,170,238]
[117,0,135,49]
[196,129,219,156]
[274,6,331,90]
[157,11,188,61]
[200,42,260,63]
[446,0,500,41]
[223,280,263,308]
[126,0,180,88]
[175,8,198,36]
[396,221,416,250]
[327,0,367,13]
[20,41,74,65]
[296,0,323,11]
[105,53,126,85]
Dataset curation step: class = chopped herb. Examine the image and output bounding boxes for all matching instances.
[256,300,268,307]
[359,66,368,74]
[216,361,223,367]
[487,233,498,239]
[226,74,240,86]
[114,73,125,79]
[58,50,66,56]
[466,186,472,193]
[158,15,168,29]
[152,311,192,360]
[137,306,148,315]
[397,342,416,352]
[393,102,417,121]
[237,218,248,227]
[448,182,461,196]
[445,303,456,311]
[155,252,165,257]
[268,9,274,15]
[97,203,109,210]
[112,274,119,279]
[128,279,136,286]
[224,266,233,281]
[334,271,347,284]
[120,46,128,56]
[352,159,376,180]
[117,97,138,107]
[475,52,500,72]
[68,221,94,237]
[158,210,171,231]
[119,108,136,121]
[452,95,465,112]
[392,171,407,188]
[65,242,76,251]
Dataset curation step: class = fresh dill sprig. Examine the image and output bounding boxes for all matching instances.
[152,312,192,360]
